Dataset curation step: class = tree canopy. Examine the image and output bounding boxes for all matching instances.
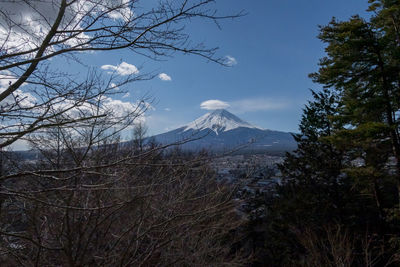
[249,1,400,265]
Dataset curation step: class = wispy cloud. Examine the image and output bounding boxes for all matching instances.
[199,98,290,113]
[230,98,290,113]
[200,99,230,110]
[158,73,172,81]
[122,92,130,98]
[164,108,171,111]
[101,62,139,76]
[224,55,237,66]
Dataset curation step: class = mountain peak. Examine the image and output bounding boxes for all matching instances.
[210,108,230,115]
[183,109,261,134]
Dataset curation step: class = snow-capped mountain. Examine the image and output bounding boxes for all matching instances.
[184,109,261,134]
[152,109,297,153]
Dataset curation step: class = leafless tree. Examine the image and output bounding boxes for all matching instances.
[0,140,247,265]
[295,224,400,267]
[132,121,148,153]
[0,0,242,149]
[0,1,247,265]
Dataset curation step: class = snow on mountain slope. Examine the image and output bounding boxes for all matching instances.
[184,109,261,134]
[150,109,297,153]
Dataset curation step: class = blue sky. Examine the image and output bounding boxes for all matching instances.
[69,0,370,135]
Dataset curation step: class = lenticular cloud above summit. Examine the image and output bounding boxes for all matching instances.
[200,100,230,110]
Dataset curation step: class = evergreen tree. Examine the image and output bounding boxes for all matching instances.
[259,89,356,265]
[257,2,400,264]
[276,88,348,228]
[309,3,400,221]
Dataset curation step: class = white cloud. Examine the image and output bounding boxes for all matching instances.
[199,98,290,113]
[0,71,17,88]
[101,62,139,76]
[158,73,172,81]
[122,92,130,98]
[200,100,230,110]
[0,1,133,56]
[105,0,134,22]
[102,97,146,118]
[44,96,154,146]
[224,55,237,66]
[110,83,120,90]
[0,70,36,108]
[164,108,171,111]
[52,95,153,125]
